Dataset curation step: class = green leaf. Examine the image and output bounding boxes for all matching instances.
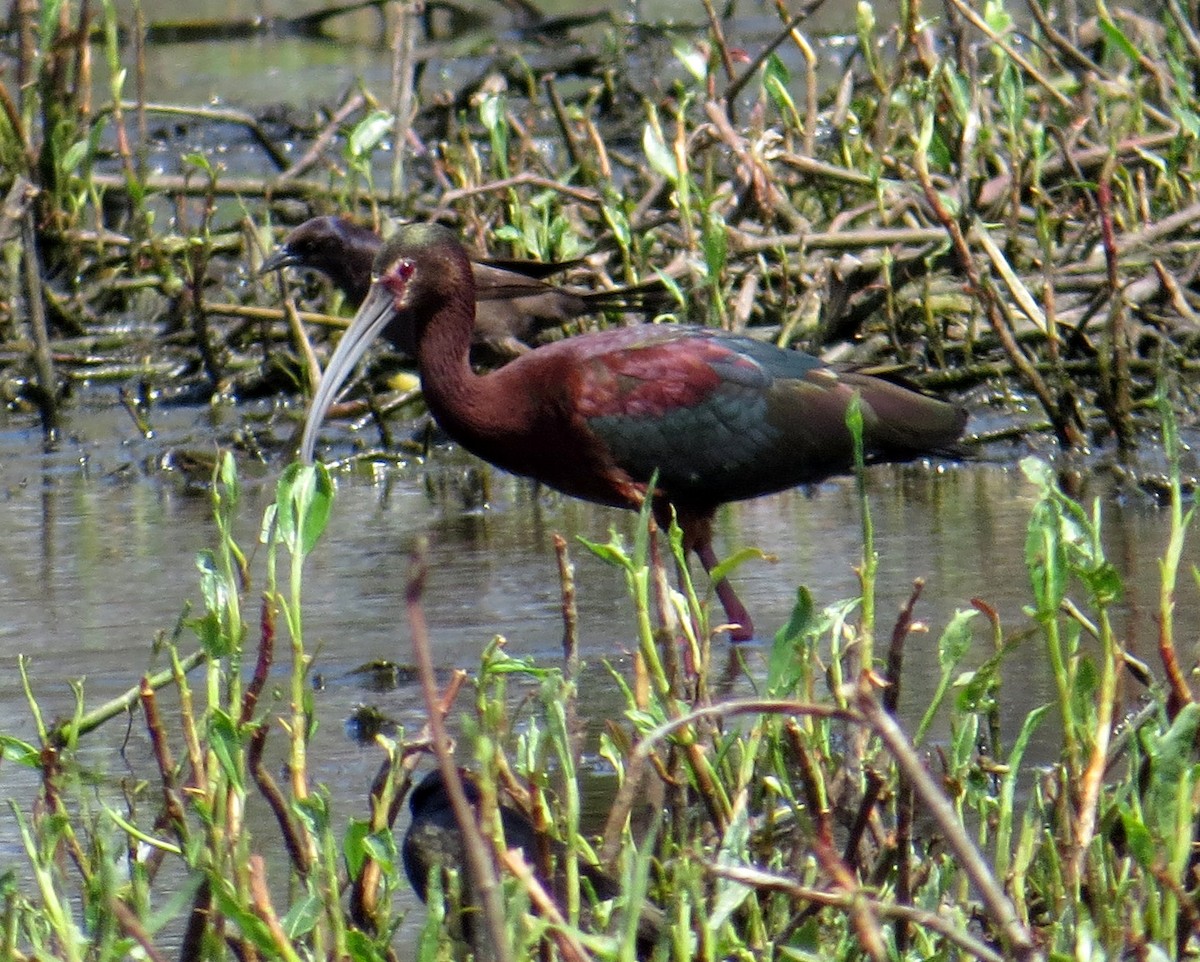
[937,609,978,671]
[479,93,505,133]
[217,450,240,503]
[361,827,398,872]
[194,546,220,606]
[348,110,394,160]
[1026,507,1065,617]
[1097,15,1139,64]
[344,928,388,962]
[193,550,233,656]
[276,463,334,557]
[763,51,790,89]
[950,712,978,772]
[1079,560,1122,605]
[767,588,814,696]
[343,819,371,877]
[1119,805,1155,869]
[702,207,727,278]
[207,711,244,791]
[258,502,278,546]
[642,115,677,184]
[631,471,658,567]
[844,394,864,469]
[709,797,752,931]
[708,546,768,589]
[983,0,1013,33]
[576,534,631,571]
[182,152,214,176]
[672,38,708,82]
[942,67,971,124]
[762,54,796,119]
[293,792,331,836]
[0,734,40,767]
[282,886,324,940]
[1146,703,1200,836]
[210,877,277,951]
[187,610,222,654]
[59,138,90,176]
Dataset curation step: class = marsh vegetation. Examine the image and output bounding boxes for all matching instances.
[2,0,1200,959]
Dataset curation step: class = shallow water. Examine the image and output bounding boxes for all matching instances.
[3,399,1195,787]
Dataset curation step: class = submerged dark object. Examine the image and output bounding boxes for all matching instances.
[343,704,397,743]
[402,768,659,953]
[300,223,968,641]
[260,215,669,360]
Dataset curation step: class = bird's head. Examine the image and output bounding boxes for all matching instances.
[372,223,471,313]
[261,215,353,274]
[298,222,474,463]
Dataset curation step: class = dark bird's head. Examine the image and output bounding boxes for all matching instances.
[299,223,474,462]
[260,215,381,306]
[401,767,536,915]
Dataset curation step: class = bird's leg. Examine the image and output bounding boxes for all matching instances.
[658,501,756,643]
[694,542,754,642]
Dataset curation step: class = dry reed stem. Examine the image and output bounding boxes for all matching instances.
[854,681,1040,962]
[501,848,594,962]
[110,899,169,962]
[708,863,1006,962]
[407,546,513,962]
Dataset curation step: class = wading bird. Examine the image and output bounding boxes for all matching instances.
[261,215,669,360]
[403,768,660,955]
[300,223,968,641]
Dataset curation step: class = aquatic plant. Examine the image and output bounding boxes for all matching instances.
[2,0,1200,957]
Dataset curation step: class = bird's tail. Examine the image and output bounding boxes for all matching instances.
[579,277,677,316]
[843,370,970,457]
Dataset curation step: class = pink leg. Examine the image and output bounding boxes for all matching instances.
[695,542,754,642]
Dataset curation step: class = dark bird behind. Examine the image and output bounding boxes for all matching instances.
[260,215,670,360]
[402,768,660,953]
[300,223,968,640]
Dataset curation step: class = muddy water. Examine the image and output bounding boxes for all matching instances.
[115,0,899,112]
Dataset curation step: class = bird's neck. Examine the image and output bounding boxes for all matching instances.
[414,285,524,449]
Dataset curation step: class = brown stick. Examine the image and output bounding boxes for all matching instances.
[139,680,188,839]
[708,863,1006,962]
[407,545,513,962]
[1096,161,1133,454]
[110,899,170,962]
[21,198,61,440]
[277,91,365,182]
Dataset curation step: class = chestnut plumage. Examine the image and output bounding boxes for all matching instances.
[300,223,968,640]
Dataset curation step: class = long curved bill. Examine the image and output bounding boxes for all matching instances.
[298,281,398,463]
[259,246,299,275]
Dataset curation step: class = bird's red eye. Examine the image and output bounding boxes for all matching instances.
[380,258,415,298]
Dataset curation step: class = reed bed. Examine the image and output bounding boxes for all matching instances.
[3,401,1197,960]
